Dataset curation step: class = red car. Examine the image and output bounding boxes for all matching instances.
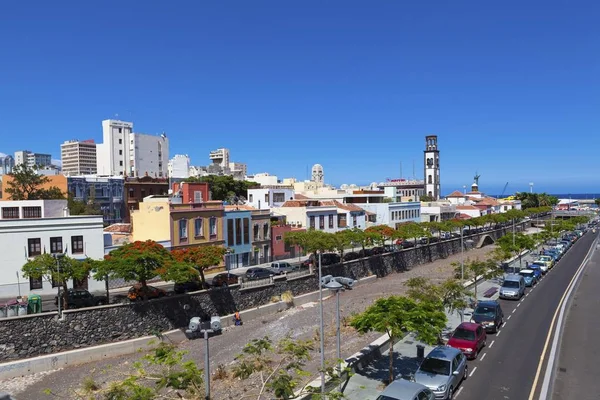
[447,322,486,360]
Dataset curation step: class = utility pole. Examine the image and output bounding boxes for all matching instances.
[318,252,325,395]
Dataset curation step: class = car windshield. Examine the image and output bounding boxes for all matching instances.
[520,271,534,278]
[503,280,520,288]
[474,306,495,318]
[452,328,476,341]
[419,357,451,375]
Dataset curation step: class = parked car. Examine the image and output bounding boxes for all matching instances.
[447,322,486,360]
[174,280,208,294]
[245,267,274,281]
[358,248,373,258]
[536,255,554,270]
[210,272,240,287]
[371,246,385,255]
[55,289,108,309]
[302,252,341,267]
[470,300,504,333]
[268,261,298,275]
[343,252,360,262]
[499,274,526,300]
[519,269,538,287]
[412,346,468,399]
[127,284,167,301]
[376,379,434,400]
[527,264,543,281]
[400,240,415,249]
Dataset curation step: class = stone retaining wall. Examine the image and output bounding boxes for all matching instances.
[0,225,517,362]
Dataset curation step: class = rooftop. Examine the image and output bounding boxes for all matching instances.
[104,223,132,234]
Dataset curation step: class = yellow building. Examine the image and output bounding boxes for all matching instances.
[131,195,225,249]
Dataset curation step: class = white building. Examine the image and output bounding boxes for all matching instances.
[424,135,441,200]
[420,201,457,222]
[168,154,191,179]
[0,200,105,297]
[96,120,169,178]
[14,150,52,168]
[247,173,279,186]
[209,148,230,170]
[247,187,295,210]
[0,155,15,175]
[61,140,97,176]
[229,162,247,177]
[360,202,422,228]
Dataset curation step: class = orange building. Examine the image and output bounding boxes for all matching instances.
[1,175,68,200]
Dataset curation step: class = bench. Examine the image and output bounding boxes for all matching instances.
[483,287,498,298]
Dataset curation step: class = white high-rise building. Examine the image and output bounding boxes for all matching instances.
[0,155,15,175]
[61,140,97,176]
[168,154,191,178]
[229,162,247,177]
[209,148,230,169]
[96,119,169,178]
[14,150,52,168]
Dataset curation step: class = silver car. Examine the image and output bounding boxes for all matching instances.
[413,346,467,400]
[376,379,434,400]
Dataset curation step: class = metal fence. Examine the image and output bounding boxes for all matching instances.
[240,277,274,289]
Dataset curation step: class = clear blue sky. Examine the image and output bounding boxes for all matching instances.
[1,1,599,195]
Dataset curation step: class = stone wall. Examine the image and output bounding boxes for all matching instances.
[0,225,518,362]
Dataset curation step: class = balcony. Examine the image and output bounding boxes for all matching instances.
[170,201,224,212]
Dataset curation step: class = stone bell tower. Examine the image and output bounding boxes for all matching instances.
[424,135,440,200]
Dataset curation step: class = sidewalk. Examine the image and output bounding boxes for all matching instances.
[342,247,543,400]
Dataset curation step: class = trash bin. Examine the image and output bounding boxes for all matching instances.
[416,344,425,359]
[27,294,42,314]
[17,302,28,316]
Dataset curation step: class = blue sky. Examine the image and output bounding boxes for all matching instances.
[1,1,599,195]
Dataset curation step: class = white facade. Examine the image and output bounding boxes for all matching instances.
[96,120,169,178]
[0,155,15,175]
[424,135,441,200]
[61,140,97,176]
[456,205,481,218]
[248,173,279,186]
[209,148,230,168]
[229,162,247,177]
[168,154,191,178]
[247,187,295,210]
[0,200,105,297]
[360,202,421,228]
[420,202,457,222]
[14,150,52,168]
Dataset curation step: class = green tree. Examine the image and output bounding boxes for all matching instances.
[4,164,65,200]
[452,257,502,300]
[284,231,311,261]
[420,195,436,202]
[22,254,91,311]
[496,232,535,267]
[332,230,354,259]
[97,240,175,291]
[68,191,103,216]
[170,246,226,286]
[405,277,469,321]
[184,175,259,201]
[350,295,446,383]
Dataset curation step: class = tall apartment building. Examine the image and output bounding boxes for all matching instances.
[96,119,169,178]
[0,155,15,175]
[209,148,230,170]
[229,162,247,177]
[61,140,97,176]
[14,150,52,168]
[168,154,191,178]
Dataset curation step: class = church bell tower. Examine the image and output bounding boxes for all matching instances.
[424,135,441,200]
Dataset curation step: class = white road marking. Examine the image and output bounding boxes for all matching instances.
[480,353,487,361]
[497,330,502,337]
[512,309,516,314]
[469,366,478,377]
[517,302,521,308]
[507,315,512,320]
[489,340,495,348]
[526,293,530,297]
[456,387,464,397]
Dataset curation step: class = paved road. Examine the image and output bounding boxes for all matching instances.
[456,231,598,400]
[551,236,600,399]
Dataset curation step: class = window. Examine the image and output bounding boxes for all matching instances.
[118,128,122,134]
[22,207,42,219]
[338,214,347,228]
[28,238,41,257]
[50,237,63,254]
[263,223,269,239]
[119,160,123,166]
[254,224,260,241]
[319,215,325,230]
[119,150,122,155]
[428,175,432,184]
[275,235,282,241]
[243,218,250,244]
[210,217,217,238]
[1,207,19,219]
[227,219,235,246]
[194,191,203,203]
[309,216,315,229]
[264,193,269,204]
[353,215,357,227]
[71,236,84,254]
[118,138,122,144]
[194,218,203,237]
[249,194,253,202]
[273,192,285,203]
[29,276,43,290]
[128,188,135,198]
[235,218,242,245]
[179,219,188,242]
[328,215,334,229]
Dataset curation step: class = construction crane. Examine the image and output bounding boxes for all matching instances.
[500,182,509,198]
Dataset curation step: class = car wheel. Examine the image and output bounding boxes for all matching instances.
[447,386,454,400]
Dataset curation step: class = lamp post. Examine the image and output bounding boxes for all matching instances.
[202,329,213,400]
[317,251,325,395]
[324,280,343,377]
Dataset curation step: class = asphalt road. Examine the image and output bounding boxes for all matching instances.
[455,230,598,400]
[550,236,600,399]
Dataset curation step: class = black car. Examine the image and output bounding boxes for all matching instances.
[210,272,240,287]
[173,280,208,294]
[302,253,341,267]
[55,289,108,309]
[245,267,274,280]
[470,300,504,333]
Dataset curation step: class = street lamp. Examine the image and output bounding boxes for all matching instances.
[323,280,343,377]
[317,251,325,395]
[186,317,222,400]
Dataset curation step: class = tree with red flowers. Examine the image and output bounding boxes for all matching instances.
[96,240,175,289]
[365,225,396,245]
[171,246,226,286]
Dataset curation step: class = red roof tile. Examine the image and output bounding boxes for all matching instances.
[294,194,310,200]
[446,190,465,198]
[456,205,479,210]
[333,200,364,212]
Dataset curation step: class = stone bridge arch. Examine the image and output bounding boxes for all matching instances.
[476,234,495,248]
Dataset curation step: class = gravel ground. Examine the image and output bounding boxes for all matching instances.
[1,245,496,399]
